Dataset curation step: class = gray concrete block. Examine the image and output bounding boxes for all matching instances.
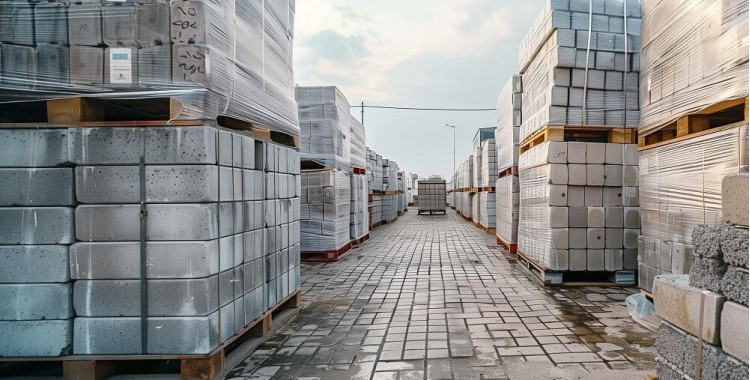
[549,163,568,185]
[36,44,70,84]
[0,168,74,206]
[1,44,36,84]
[568,164,587,185]
[549,185,568,206]
[586,143,605,164]
[0,320,72,357]
[587,228,605,249]
[568,206,588,228]
[605,228,623,249]
[0,129,68,167]
[603,164,622,186]
[653,274,725,344]
[670,242,693,275]
[638,262,656,292]
[682,331,726,380]
[586,165,605,186]
[69,46,104,85]
[587,207,605,227]
[623,228,638,249]
[656,322,686,367]
[102,4,137,47]
[0,284,72,320]
[722,267,748,306]
[569,228,587,249]
[722,226,749,268]
[604,249,623,271]
[623,165,639,187]
[584,186,602,206]
[604,143,623,165]
[567,142,586,164]
[602,186,622,206]
[70,241,220,280]
[623,207,640,228]
[136,1,171,47]
[35,3,68,44]
[551,228,568,249]
[138,45,172,85]
[76,204,218,241]
[0,3,33,45]
[74,277,219,317]
[0,245,69,283]
[569,249,587,271]
[623,249,637,270]
[605,207,623,228]
[68,4,103,46]
[549,207,568,228]
[690,257,726,292]
[568,186,585,206]
[721,301,748,364]
[622,186,638,206]
[718,356,750,380]
[624,144,638,165]
[722,173,749,226]
[0,207,74,244]
[587,249,604,271]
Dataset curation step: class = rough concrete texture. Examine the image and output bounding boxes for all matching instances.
[656,359,683,380]
[656,322,686,366]
[721,267,748,305]
[0,245,69,283]
[682,331,726,380]
[0,284,72,320]
[720,301,749,364]
[0,168,74,206]
[722,173,749,226]
[653,274,724,345]
[692,224,723,259]
[721,226,749,268]
[0,207,74,244]
[719,355,750,380]
[0,320,72,357]
[0,129,69,167]
[689,256,726,292]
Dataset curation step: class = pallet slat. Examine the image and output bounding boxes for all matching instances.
[520,125,638,154]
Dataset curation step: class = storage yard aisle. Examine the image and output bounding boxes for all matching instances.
[226,210,656,380]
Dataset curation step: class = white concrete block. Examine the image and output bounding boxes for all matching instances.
[622,186,638,206]
[605,143,623,164]
[568,186,585,206]
[567,142,587,163]
[587,249,605,271]
[587,228,605,249]
[586,143,605,164]
[549,185,568,206]
[585,186,602,206]
[623,165,639,186]
[605,207,623,228]
[623,144,638,165]
[623,207,640,228]
[547,142,568,163]
[602,187,622,206]
[605,228,623,248]
[569,249,587,271]
[551,228,569,249]
[653,274,724,345]
[549,164,568,185]
[722,173,749,226]
[604,165,622,186]
[586,165,605,186]
[549,207,568,228]
[569,228,587,249]
[587,207,605,227]
[546,249,568,271]
[605,249,624,271]
[568,164,587,185]
[623,228,639,249]
[720,301,748,364]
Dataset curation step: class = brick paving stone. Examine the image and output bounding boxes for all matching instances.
[226,210,656,379]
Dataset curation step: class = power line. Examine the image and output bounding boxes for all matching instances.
[351,104,495,111]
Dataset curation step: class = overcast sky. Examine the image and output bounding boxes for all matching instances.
[294,0,546,180]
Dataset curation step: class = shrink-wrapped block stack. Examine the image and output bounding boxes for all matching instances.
[366,149,383,193]
[496,75,523,249]
[350,173,368,240]
[474,135,496,229]
[381,160,399,222]
[296,86,351,171]
[417,179,446,214]
[300,170,350,252]
[454,156,473,219]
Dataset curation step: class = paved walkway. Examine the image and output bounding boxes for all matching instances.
[227,209,656,380]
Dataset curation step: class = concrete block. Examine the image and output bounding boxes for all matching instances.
[551,228,568,249]
[603,164,622,186]
[0,129,68,167]
[568,164,587,185]
[604,143,623,165]
[602,187,622,206]
[605,207,623,228]
[690,257,726,292]
[587,207,604,227]
[692,224,724,259]
[568,186,585,206]
[549,207,568,228]
[36,44,70,84]
[586,143,605,164]
[569,228,587,249]
[682,331,726,380]
[622,186,638,206]
[567,142,587,163]
[0,168,74,206]
[719,356,750,380]
[74,277,219,317]
[0,320,72,357]
[70,46,104,85]
[1,44,36,84]
[568,206,588,228]
[638,263,656,292]
[76,204,218,241]
[34,3,68,44]
[587,249,604,271]
[0,207,73,244]
[549,164,568,185]
[549,185,568,206]
[623,165,639,186]
[604,249,623,271]
[569,249,587,271]
[722,226,749,268]
[656,359,682,380]
[623,249,637,270]
[722,173,749,226]
[136,1,171,47]
[652,274,724,344]
[543,141,568,163]
[138,45,172,85]
[624,144,638,165]
[623,207,640,228]
[605,228,623,249]
[70,241,220,280]
[584,186,602,206]
[722,267,748,306]
[68,3,102,46]
[587,228,605,249]
[102,4,137,47]
[721,301,748,363]
[0,245,69,283]
[656,321,686,367]
[0,284,72,320]
[623,229,638,249]
[670,242,693,275]
[586,165,605,186]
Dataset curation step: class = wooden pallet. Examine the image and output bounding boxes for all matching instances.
[497,166,518,179]
[496,235,517,253]
[383,190,403,195]
[301,242,352,263]
[639,289,654,302]
[352,167,366,175]
[369,221,384,230]
[519,125,637,154]
[516,250,635,287]
[0,289,302,380]
[417,209,447,215]
[476,187,495,193]
[382,217,398,225]
[638,97,749,151]
[0,97,300,149]
[472,220,496,235]
[351,233,370,247]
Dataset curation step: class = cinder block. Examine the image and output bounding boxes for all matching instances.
[569,228,587,249]
[0,284,72,320]
[656,322,686,370]
[36,44,70,84]
[586,143,605,164]
[546,249,568,271]
[721,226,749,268]
[568,186,585,206]
[623,228,638,249]
[622,186,638,206]
[653,274,724,344]
[587,207,605,227]
[136,1,170,47]
[549,207,568,228]
[623,165,639,186]
[721,267,748,306]
[35,3,68,44]
[1,44,36,83]
[0,168,74,206]
[623,249,637,270]
[68,4,103,46]
[719,356,750,380]
[587,228,605,249]
[102,4,137,46]
[587,249,604,271]
[0,320,72,357]
[0,129,68,167]
[568,164,587,185]
[0,207,73,244]
[70,46,104,85]
[682,330,727,380]
[603,165,622,186]
[602,187,622,206]
[551,228,568,249]
[605,228,623,249]
[722,173,749,226]
[569,249,587,271]
[721,301,748,364]
[604,143,623,164]
[605,207,623,228]
[567,142,587,163]
[692,224,723,259]
[586,165,605,186]
[584,186,602,206]
[549,185,568,206]
[0,245,69,283]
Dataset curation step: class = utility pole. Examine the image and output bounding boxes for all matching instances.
[445,124,456,182]
[361,101,364,126]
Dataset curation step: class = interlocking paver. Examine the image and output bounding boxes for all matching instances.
[227,210,656,379]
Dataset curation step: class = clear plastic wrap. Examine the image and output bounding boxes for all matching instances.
[383,159,399,192]
[417,179,446,212]
[478,192,496,228]
[349,173,368,240]
[366,148,383,193]
[496,175,519,245]
[296,86,351,171]
[300,169,350,251]
[638,124,748,291]
[480,139,497,187]
[0,0,299,138]
[639,0,749,134]
[350,116,367,170]
[519,0,641,142]
[496,75,522,172]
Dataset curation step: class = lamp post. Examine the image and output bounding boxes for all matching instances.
[445,124,456,183]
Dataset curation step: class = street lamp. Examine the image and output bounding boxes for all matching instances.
[445,124,456,183]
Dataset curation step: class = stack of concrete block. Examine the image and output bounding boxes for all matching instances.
[300,169,350,252]
[496,75,522,249]
[519,0,641,142]
[518,141,639,277]
[0,0,300,137]
[454,156,474,219]
[477,192,496,230]
[0,129,74,357]
[68,126,300,355]
[350,173,368,241]
[366,148,383,193]
[417,179,447,213]
[296,86,352,172]
[350,116,366,171]
[381,159,400,222]
[638,125,748,292]
[397,173,405,213]
[476,139,496,229]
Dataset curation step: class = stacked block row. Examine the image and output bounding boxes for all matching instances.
[417,180,447,212]
[495,75,522,247]
[350,174,368,240]
[299,170,350,252]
